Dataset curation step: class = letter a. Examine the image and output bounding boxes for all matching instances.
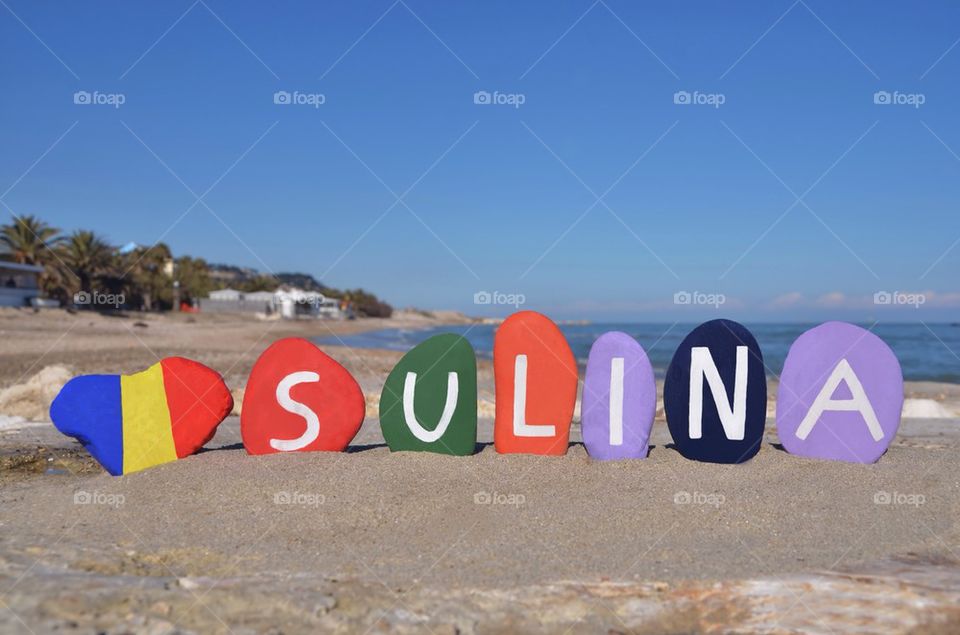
[795,359,884,442]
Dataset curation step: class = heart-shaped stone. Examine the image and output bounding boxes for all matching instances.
[664,319,767,464]
[776,321,903,463]
[50,357,233,475]
[494,311,578,455]
[241,338,364,454]
[581,331,656,460]
[379,333,477,455]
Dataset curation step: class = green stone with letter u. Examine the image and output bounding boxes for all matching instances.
[378,333,477,455]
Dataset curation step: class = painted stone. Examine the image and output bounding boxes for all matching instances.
[777,321,903,464]
[581,331,656,460]
[50,357,233,475]
[494,311,577,455]
[242,338,364,454]
[378,333,477,455]
[664,319,767,464]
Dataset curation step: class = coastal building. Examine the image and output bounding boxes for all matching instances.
[273,288,344,319]
[199,287,346,319]
[242,291,275,304]
[0,262,47,307]
[207,288,243,302]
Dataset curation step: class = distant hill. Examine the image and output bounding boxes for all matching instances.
[274,272,327,292]
[208,263,261,286]
[208,265,326,292]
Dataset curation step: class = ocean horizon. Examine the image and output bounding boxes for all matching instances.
[317,321,960,384]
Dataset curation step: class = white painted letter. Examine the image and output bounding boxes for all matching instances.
[402,371,459,443]
[513,354,556,437]
[270,371,321,451]
[689,346,748,440]
[795,359,883,441]
[609,357,625,446]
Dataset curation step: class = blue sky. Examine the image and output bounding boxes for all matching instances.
[2,1,959,321]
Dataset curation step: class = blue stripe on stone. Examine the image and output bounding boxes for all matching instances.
[50,375,124,476]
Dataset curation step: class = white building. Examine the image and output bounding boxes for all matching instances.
[200,286,345,319]
[208,288,243,301]
[0,262,46,307]
[243,291,276,303]
[273,288,344,319]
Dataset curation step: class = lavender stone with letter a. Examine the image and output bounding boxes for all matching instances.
[581,331,656,460]
[777,321,903,464]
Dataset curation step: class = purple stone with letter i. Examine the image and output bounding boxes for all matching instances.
[776,321,903,464]
[581,331,656,460]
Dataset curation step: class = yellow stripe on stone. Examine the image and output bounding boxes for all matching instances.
[121,362,177,474]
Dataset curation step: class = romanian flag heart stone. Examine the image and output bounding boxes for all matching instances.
[50,357,233,475]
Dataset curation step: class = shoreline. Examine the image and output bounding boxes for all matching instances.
[2,307,959,425]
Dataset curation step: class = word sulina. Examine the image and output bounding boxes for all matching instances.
[51,313,903,476]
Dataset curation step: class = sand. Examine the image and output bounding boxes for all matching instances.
[2,308,960,633]
[2,417,960,633]
[0,306,470,390]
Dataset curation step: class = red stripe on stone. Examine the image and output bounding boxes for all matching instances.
[161,357,233,458]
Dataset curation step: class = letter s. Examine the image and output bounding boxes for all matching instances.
[270,371,321,451]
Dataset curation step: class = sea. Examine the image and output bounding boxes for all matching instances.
[317,322,960,383]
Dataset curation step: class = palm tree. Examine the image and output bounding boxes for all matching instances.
[175,256,212,304]
[0,214,67,297]
[59,230,115,296]
[120,243,173,310]
[0,214,62,265]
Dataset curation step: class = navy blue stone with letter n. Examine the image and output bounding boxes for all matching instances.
[664,319,767,464]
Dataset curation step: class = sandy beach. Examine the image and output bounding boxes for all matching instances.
[2,309,960,633]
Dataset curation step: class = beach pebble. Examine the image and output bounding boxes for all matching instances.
[776,321,903,463]
[494,311,577,455]
[581,331,656,460]
[50,358,233,475]
[314,595,337,615]
[241,338,364,454]
[664,320,767,464]
[379,333,477,455]
[176,577,201,590]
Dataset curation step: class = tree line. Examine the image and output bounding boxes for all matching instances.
[0,215,392,317]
